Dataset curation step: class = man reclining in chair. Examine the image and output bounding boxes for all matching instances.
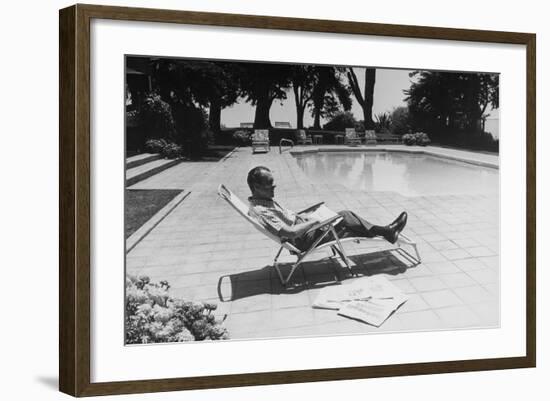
[247,166,408,252]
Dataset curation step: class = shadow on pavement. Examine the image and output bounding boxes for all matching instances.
[217,249,413,302]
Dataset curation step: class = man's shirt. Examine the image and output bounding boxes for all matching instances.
[248,196,303,237]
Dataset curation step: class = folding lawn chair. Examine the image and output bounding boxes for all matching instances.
[344,128,362,146]
[295,129,313,145]
[364,130,378,145]
[251,129,270,153]
[217,184,421,286]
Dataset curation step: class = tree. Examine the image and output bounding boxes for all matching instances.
[206,62,240,135]
[389,106,412,136]
[404,70,499,134]
[290,65,316,129]
[323,111,357,131]
[150,58,235,158]
[236,63,294,129]
[347,67,376,130]
[310,67,352,129]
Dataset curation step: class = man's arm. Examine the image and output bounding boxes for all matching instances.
[277,217,321,240]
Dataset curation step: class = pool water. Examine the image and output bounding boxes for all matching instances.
[293,152,499,197]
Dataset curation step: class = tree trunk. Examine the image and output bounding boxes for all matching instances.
[209,98,221,135]
[313,108,321,129]
[293,86,305,129]
[312,94,324,130]
[296,105,305,129]
[363,68,376,130]
[253,95,272,129]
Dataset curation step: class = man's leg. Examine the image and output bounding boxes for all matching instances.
[336,210,407,244]
[294,211,375,251]
[294,210,407,250]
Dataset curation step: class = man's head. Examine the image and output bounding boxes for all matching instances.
[247,166,276,200]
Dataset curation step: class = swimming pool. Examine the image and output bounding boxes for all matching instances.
[293,151,499,197]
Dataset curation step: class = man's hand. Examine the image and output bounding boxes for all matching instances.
[304,214,321,224]
[278,217,322,239]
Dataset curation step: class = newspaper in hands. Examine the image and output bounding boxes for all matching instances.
[305,204,339,224]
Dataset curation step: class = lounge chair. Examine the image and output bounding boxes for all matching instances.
[251,129,270,153]
[364,130,377,145]
[295,129,313,145]
[217,184,421,286]
[344,128,362,146]
[376,131,402,144]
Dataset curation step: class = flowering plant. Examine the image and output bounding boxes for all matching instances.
[125,275,229,344]
[414,132,431,146]
[144,139,183,159]
[402,132,431,146]
[402,133,416,145]
[232,130,251,146]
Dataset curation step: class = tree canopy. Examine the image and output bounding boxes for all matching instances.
[309,66,352,130]
[235,63,294,129]
[405,70,499,134]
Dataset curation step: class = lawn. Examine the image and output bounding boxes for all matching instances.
[125,189,183,238]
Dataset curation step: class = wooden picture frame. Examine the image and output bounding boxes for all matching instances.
[59,3,536,397]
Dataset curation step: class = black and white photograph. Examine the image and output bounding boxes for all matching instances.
[125,56,500,344]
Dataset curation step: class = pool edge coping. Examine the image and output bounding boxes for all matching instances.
[289,146,499,169]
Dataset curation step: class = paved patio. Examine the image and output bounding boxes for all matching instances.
[127,145,499,340]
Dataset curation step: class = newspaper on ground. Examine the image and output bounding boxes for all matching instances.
[312,275,408,327]
[337,294,409,327]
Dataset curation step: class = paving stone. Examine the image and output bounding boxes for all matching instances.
[409,276,448,292]
[435,305,482,328]
[421,289,464,308]
[440,249,472,261]
[430,240,459,251]
[424,261,461,275]
[466,246,496,257]
[453,285,494,304]
[467,269,499,285]
[470,301,500,326]
[453,258,487,272]
[439,272,478,288]
[398,294,430,313]
[398,310,444,331]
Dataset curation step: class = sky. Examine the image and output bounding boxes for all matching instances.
[220,68,415,128]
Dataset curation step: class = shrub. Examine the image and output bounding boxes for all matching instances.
[402,132,431,146]
[139,92,177,140]
[414,132,431,146]
[433,129,498,152]
[144,138,169,154]
[161,142,183,158]
[323,111,357,131]
[374,112,392,133]
[125,275,229,344]
[390,107,412,136]
[145,138,183,159]
[232,130,251,146]
[402,133,416,146]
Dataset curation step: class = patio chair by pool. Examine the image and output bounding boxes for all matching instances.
[364,130,377,145]
[251,129,270,153]
[217,184,421,286]
[345,128,362,146]
[296,129,313,145]
[376,131,402,143]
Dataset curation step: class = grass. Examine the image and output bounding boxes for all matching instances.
[125,189,183,238]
